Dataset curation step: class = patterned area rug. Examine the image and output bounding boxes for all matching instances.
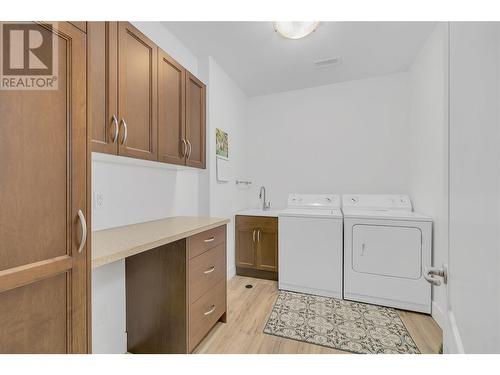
[264,290,420,354]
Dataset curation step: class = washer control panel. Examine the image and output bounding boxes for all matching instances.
[287,194,341,209]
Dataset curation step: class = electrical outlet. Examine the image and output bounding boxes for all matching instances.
[94,192,104,209]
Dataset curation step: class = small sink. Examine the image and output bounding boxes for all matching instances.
[236,208,281,218]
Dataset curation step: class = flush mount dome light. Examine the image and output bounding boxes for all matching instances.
[273,21,320,39]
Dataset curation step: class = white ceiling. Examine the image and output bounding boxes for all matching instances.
[164,22,437,97]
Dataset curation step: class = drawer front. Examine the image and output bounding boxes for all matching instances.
[188,225,226,259]
[189,244,225,303]
[189,279,226,352]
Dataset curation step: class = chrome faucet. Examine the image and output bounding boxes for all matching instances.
[259,186,271,210]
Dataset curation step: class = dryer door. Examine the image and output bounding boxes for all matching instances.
[352,224,422,279]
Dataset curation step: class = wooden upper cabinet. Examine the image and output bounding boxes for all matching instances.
[185,71,206,169]
[117,22,158,161]
[89,22,206,168]
[158,50,186,165]
[0,22,89,353]
[88,21,119,154]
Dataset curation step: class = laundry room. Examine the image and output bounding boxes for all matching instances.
[2,9,500,363]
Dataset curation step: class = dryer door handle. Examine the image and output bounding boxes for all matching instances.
[424,264,448,286]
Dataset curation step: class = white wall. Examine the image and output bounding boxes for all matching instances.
[245,73,412,209]
[92,22,207,354]
[132,22,198,75]
[407,23,449,328]
[202,56,250,278]
[447,22,500,353]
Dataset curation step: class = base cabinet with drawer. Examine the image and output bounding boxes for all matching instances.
[235,216,278,280]
[126,225,227,353]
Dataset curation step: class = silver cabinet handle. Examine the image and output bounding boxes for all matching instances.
[186,140,192,159]
[120,118,128,145]
[181,138,187,157]
[77,209,87,254]
[204,236,215,243]
[204,305,216,316]
[204,266,215,274]
[252,229,256,243]
[111,115,119,143]
[257,229,261,243]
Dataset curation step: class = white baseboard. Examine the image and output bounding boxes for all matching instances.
[432,300,445,329]
[227,265,236,279]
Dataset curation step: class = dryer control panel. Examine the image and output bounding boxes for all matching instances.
[342,194,412,211]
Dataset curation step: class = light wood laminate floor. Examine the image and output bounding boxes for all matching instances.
[194,276,442,354]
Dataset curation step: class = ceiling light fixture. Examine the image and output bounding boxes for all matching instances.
[273,21,320,40]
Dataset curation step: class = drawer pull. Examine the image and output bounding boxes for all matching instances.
[204,236,215,243]
[204,305,216,316]
[204,266,216,274]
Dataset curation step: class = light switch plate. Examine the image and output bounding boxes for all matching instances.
[94,192,104,209]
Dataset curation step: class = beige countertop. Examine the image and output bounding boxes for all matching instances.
[236,208,281,217]
[92,216,229,268]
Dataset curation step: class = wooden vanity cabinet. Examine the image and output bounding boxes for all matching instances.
[236,216,278,280]
[126,225,227,354]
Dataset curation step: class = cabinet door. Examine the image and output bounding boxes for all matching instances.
[185,71,206,169]
[0,22,89,353]
[118,22,157,160]
[88,21,118,154]
[236,226,256,268]
[256,227,278,272]
[158,50,186,165]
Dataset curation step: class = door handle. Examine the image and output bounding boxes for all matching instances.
[424,264,448,286]
[361,243,366,256]
[77,209,87,254]
[111,115,119,143]
[257,229,261,243]
[252,229,256,243]
[186,140,192,159]
[204,266,215,274]
[181,138,187,157]
[120,118,128,145]
[204,305,216,316]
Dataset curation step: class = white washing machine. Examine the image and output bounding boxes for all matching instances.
[279,194,343,298]
[342,194,432,313]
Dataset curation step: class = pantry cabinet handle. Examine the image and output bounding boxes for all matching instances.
[181,138,187,157]
[77,209,87,254]
[204,266,215,274]
[120,118,128,145]
[204,305,216,316]
[186,140,192,159]
[257,229,261,242]
[111,115,119,143]
[252,229,256,243]
[204,236,215,243]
